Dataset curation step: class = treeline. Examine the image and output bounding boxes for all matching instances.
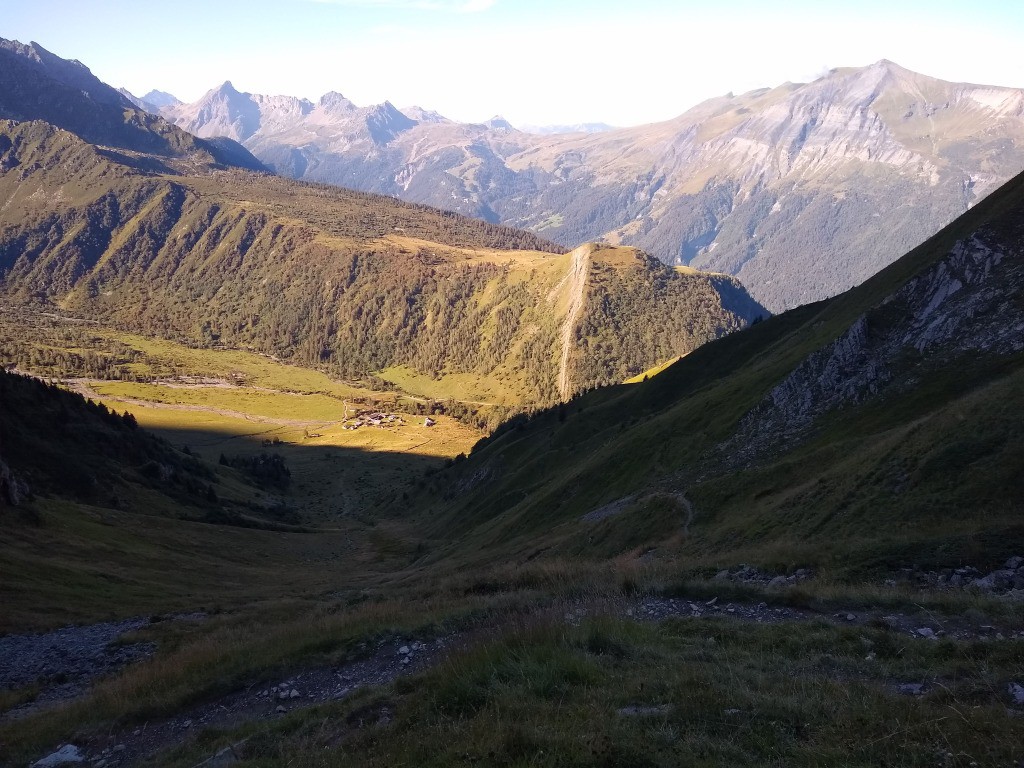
[405,398,524,433]
[198,171,567,254]
[0,368,215,510]
[1,342,145,381]
[0,310,165,381]
[219,452,291,490]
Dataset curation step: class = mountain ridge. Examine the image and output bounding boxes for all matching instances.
[422,164,1024,573]
[0,117,764,405]
[0,37,264,171]
[152,59,1024,310]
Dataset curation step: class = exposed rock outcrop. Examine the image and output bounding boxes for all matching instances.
[720,229,1023,467]
[0,456,30,506]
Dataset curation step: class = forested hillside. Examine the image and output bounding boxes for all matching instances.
[0,368,217,515]
[0,120,763,405]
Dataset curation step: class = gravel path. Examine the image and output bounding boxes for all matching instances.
[63,635,455,768]
[557,244,591,401]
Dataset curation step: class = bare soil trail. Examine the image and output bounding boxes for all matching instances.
[557,244,592,401]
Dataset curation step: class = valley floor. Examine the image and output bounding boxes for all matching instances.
[3,313,1023,766]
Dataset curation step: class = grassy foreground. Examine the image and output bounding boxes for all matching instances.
[2,573,1022,767]
[169,616,1022,767]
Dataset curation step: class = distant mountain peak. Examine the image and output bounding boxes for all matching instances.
[141,89,181,108]
[400,106,451,124]
[872,57,907,70]
[3,38,70,68]
[212,80,244,97]
[317,91,357,114]
[485,115,514,131]
[364,101,416,143]
[864,58,913,77]
[1,36,122,107]
[119,88,182,111]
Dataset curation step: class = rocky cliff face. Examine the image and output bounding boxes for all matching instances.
[722,226,1024,467]
[157,61,1024,311]
[0,457,30,506]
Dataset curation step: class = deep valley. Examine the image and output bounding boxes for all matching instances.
[0,25,1022,768]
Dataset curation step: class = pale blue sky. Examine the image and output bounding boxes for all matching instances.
[5,0,1024,126]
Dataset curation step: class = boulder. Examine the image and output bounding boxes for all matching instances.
[0,458,29,506]
[32,745,84,766]
[972,574,998,591]
[1009,682,1024,706]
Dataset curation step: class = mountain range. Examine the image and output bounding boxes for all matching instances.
[147,61,1024,311]
[0,71,763,407]
[0,38,262,172]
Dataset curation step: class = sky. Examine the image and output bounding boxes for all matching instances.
[4,0,1024,127]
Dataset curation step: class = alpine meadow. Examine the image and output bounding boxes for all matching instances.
[1,4,1023,767]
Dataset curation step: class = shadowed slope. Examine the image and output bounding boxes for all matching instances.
[419,167,1024,575]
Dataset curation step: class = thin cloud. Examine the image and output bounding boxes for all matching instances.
[308,0,495,11]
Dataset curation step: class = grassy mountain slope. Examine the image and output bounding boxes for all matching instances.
[0,120,763,405]
[417,166,1024,576]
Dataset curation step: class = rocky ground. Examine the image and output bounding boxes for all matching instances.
[0,615,201,719]
[706,556,1024,597]
[34,635,454,768]
[896,556,1024,594]
[10,580,1024,768]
